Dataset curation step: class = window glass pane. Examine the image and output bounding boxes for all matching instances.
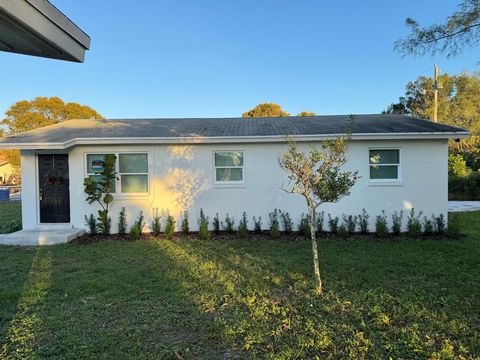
[121,175,148,193]
[119,154,148,173]
[370,166,398,179]
[89,175,116,192]
[369,150,399,165]
[214,152,243,166]
[87,154,111,173]
[216,168,243,182]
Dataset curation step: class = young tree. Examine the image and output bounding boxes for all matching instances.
[395,0,480,57]
[279,133,359,295]
[83,154,117,234]
[242,103,290,117]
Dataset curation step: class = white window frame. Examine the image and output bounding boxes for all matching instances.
[212,150,245,186]
[368,147,402,185]
[84,151,150,196]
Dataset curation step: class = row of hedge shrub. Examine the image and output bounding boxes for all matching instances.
[449,172,480,200]
[85,207,459,239]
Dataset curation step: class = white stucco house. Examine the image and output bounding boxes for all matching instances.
[0,114,469,241]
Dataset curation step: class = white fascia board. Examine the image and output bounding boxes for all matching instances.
[25,0,90,49]
[0,131,471,150]
[0,0,89,62]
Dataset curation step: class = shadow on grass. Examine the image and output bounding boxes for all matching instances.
[154,238,479,359]
[0,246,52,358]
[0,228,478,359]
[30,242,229,359]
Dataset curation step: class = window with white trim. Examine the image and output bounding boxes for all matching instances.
[369,149,400,180]
[86,153,149,194]
[214,151,244,183]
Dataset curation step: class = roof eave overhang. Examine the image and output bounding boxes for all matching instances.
[0,131,471,150]
[0,0,90,62]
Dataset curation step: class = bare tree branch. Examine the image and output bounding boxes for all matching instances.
[395,0,480,57]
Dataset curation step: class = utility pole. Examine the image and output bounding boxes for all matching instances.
[433,64,439,122]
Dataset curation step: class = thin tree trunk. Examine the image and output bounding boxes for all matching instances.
[308,204,322,295]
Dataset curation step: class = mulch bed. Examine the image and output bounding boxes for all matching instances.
[70,231,459,245]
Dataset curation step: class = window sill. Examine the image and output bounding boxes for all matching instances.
[368,180,403,187]
[213,183,246,189]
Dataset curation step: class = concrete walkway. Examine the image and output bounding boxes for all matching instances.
[0,229,85,246]
[448,201,480,213]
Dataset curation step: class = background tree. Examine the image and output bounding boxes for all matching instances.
[385,71,480,169]
[242,103,290,117]
[395,0,480,57]
[279,132,359,295]
[1,97,102,169]
[297,111,317,116]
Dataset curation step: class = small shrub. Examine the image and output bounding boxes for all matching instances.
[165,214,175,239]
[134,211,145,233]
[435,214,446,235]
[84,214,97,235]
[358,208,369,234]
[237,212,248,239]
[423,215,435,235]
[213,213,221,235]
[269,209,280,238]
[129,211,145,240]
[151,208,161,236]
[375,211,388,238]
[197,209,210,240]
[391,210,403,236]
[407,208,423,238]
[96,213,112,235]
[118,207,127,235]
[316,211,325,233]
[279,210,293,234]
[337,223,348,239]
[328,214,339,234]
[298,214,311,237]
[181,211,190,234]
[270,223,280,238]
[129,224,141,241]
[343,214,357,235]
[223,214,235,235]
[252,216,262,234]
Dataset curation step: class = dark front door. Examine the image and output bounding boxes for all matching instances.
[38,154,70,223]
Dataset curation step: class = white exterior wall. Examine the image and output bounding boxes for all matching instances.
[20,139,449,232]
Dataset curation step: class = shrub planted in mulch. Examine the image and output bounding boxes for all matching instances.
[70,229,462,245]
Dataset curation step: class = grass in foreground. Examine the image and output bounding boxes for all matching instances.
[0,201,21,233]
[0,212,479,359]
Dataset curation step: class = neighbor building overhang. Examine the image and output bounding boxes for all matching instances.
[0,0,90,62]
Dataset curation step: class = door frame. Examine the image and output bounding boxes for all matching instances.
[35,152,72,227]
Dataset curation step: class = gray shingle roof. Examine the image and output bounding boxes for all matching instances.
[0,114,469,147]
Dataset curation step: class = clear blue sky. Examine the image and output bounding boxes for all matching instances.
[0,0,478,119]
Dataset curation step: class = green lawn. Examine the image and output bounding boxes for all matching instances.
[0,211,479,359]
[0,201,21,233]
